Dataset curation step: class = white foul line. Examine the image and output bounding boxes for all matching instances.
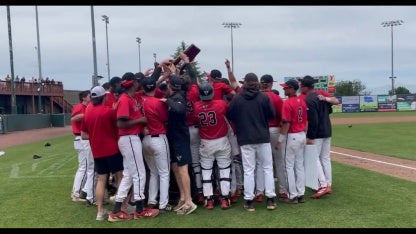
[330,151,416,171]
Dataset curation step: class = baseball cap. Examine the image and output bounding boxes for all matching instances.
[280,79,299,91]
[244,72,259,83]
[141,76,156,92]
[109,76,121,86]
[300,75,316,88]
[210,69,222,79]
[260,74,274,83]
[168,74,183,89]
[91,86,106,98]
[121,72,136,88]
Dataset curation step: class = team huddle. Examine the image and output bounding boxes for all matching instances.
[69,51,340,222]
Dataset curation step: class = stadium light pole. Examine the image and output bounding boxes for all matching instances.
[6,6,17,114]
[102,14,110,82]
[90,6,98,87]
[153,53,157,62]
[222,22,242,72]
[381,20,403,95]
[35,6,43,113]
[136,37,141,72]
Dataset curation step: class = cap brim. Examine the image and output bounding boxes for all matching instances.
[279,82,289,88]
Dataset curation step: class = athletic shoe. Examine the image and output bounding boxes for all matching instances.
[255,193,264,202]
[283,197,298,204]
[220,197,231,209]
[311,187,330,199]
[229,193,238,203]
[159,204,173,214]
[196,192,205,204]
[204,198,214,209]
[297,196,306,203]
[96,209,108,221]
[147,203,157,209]
[86,199,97,207]
[277,193,288,202]
[177,202,197,215]
[326,185,332,194]
[79,191,87,200]
[173,200,185,212]
[71,193,86,202]
[243,200,255,212]
[108,210,132,222]
[266,197,276,210]
[134,207,159,219]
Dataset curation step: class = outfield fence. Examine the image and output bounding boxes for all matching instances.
[0,113,71,134]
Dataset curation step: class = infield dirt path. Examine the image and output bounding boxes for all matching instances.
[1,116,415,182]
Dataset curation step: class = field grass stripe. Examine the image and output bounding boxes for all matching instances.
[331,150,416,170]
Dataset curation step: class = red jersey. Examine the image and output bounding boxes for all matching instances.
[103,91,117,108]
[193,99,228,139]
[299,89,332,100]
[71,103,87,134]
[281,95,307,133]
[142,95,168,135]
[212,81,233,100]
[116,92,144,135]
[262,90,283,127]
[186,83,200,126]
[154,86,165,98]
[82,103,119,158]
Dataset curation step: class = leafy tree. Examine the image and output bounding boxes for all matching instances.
[394,86,410,95]
[171,41,204,79]
[334,80,368,96]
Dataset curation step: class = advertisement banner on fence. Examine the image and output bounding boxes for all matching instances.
[360,95,378,112]
[396,94,416,111]
[341,96,360,112]
[377,95,396,112]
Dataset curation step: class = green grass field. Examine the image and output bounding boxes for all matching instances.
[331,111,416,118]
[1,111,416,227]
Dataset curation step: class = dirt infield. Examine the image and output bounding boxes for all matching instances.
[1,116,415,182]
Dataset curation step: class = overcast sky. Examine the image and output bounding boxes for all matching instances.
[1,5,415,94]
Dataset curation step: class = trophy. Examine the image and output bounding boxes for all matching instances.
[172,44,201,65]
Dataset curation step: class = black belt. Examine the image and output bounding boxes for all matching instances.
[151,134,160,138]
[74,133,81,136]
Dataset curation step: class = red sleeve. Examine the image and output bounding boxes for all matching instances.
[71,104,83,117]
[116,96,130,119]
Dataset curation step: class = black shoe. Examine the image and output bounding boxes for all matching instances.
[79,191,87,200]
[297,196,306,203]
[86,199,97,207]
[243,200,255,211]
[33,154,42,159]
[266,197,276,210]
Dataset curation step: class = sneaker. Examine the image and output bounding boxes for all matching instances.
[243,200,255,212]
[79,191,87,200]
[277,193,288,202]
[159,204,173,214]
[86,199,97,207]
[196,192,205,204]
[176,202,197,215]
[326,185,332,194]
[220,197,231,209]
[266,197,276,210]
[297,196,306,203]
[147,203,157,209]
[204,198,214,209]
[229,193,238,203]
[134,207,159,219]
[96,209,108,221]
[71,193,86,202]
[173,200,185,212]
[255,193,264,202]
[283,197,298,204]
[311,187,330,199]
[108,210,132,222]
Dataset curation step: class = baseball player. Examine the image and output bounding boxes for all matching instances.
[81,85,124,221]
[193,81,232,209]
[300,75,339,198]
[259,74,286,201]
[208,69,236,100]
[227,73,277,211]
[276,79,308,204]
[108,72,159,222]
[70,90,95,206]
[141,76,171,212]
